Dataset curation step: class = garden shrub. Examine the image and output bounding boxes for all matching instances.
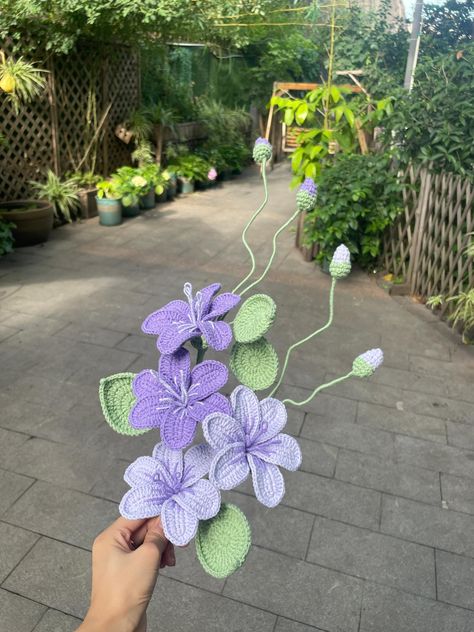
[305,153,403,268]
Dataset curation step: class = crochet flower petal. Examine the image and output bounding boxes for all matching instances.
[157,323,197,355]
[182,443,215,487]
[188,393,231,423]
[132,369,162,398]
[210,444,250,490]
[152,442,184,481]
[129,396,167,430]
[119,485,168,520]
[257,397,287,443]
[199,283,221,313]
[200,320,233,351]
[142,300,189,335]
[203,413,245,450]
[206,292,241,319]
[161,498,199,546]
[191,360,228,400]
[161,409,198,450]
[175,479,221,520]
[248,455,285,508]
[159,347,191,387]
[250,434,302,472]
[230,385,261,442]
[123,456,165,487]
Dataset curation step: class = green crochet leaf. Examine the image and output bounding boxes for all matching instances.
[99,373,147,436]
[196,503,251,578]
[230,337,279,391]
[233,294,277,344]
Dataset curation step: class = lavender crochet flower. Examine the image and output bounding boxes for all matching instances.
[120,442,220,545]
[142,282,240,355]
[203,386,302,508]
[130,348,230,449]
[253,137,273,164]
[329,244,351,279]
[296,177,318,212]
[352,348,384,377]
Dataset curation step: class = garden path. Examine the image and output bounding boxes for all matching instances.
[0,164,473,632]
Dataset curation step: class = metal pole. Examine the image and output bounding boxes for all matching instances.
[404,0,424,91]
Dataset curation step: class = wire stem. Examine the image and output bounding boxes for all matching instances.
[232,160,269,294]
[283,371,353,407]
[270,277,337,397]
[240,208,301,297]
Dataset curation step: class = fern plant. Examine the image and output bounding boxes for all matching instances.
[132,141,155,166]
[447,289,474,344]
[30,170,80,222]
[0,51,47,113]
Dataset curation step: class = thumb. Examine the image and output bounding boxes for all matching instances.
[141,517,168,557]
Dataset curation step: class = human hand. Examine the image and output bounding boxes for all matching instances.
[78,516,175,632]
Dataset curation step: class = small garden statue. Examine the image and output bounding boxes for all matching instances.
[99,137,383,579]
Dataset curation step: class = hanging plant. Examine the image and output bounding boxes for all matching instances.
[0,50,47,112]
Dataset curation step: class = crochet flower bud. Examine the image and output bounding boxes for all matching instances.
[352,348,384,378]
[208,167,217,181]
[296,177,318,212]
[329,244,351,279]
[253,137,273,164]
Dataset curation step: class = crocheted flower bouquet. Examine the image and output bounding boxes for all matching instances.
[99,138,383,579]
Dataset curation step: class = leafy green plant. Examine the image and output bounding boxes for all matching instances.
[30,170,79,222]
[138,163,170,195]
[69,171,102,188]
[96,180,121,200]
[304,152,403,267]
[173,154,211,182]
[426,295,444,309]
[0,217,15,255]
[272,85,394,186]
[126,109,153,142]
[0,50,47,112]
[111,166,149,207]
[448,290,474,343]
[132,141,155,166]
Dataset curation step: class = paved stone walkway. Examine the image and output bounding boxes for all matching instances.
[1,164,474,632]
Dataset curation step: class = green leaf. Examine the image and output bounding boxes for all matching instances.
[233,294,277,344]
[333,105,344,123]
[295,102,309,125]
[99,373,147,436]
[343,108,355,127]
[330,86,341,103]
[196,503,251,578]
[230,338,279,391]
[284,108,294,126]
[305,162,317,178]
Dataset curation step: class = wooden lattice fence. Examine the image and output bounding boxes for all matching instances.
[383,167,474,316]
[0,42,140,200]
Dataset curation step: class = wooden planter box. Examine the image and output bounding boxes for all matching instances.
[295,210,318,261]
[78,188,98,219]
[162,121,207,143]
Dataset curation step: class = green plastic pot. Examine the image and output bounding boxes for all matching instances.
[180,178,195,195]
[96,197,122,226]
[122,203,141,217]
[140,189,155,210]
[156,190,168,203]
[167,174,178,199]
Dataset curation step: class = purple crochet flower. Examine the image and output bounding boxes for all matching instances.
[130,348,230,449]
[120,442,220,546]
[352,348,384,377]
[203,386,302,508]
[142,282,240,355]
[296,177,318,212]
[253,137,273,164]
[329,244,351,279]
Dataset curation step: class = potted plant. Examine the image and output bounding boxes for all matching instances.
[70,171,102,219]
[112,166,148,217]
[173,154,210,194]
[0,200,54,246]
[139,164,169,208]
[96,180,122,226]
[0,217,15,255]
[0,51,47,113]
[30,170,80,224]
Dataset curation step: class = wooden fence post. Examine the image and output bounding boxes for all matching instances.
[47,57,60,176]
[408,169,431,294]
[102,56,109,176]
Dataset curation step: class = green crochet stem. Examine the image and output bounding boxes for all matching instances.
[283,371,354,407]
[240,207,301,297]
[269,277,337,397]
[232,160,269,294]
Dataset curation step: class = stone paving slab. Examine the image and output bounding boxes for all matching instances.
[0,164,473,631]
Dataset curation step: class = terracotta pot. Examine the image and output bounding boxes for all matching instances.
[0,200,54,246]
